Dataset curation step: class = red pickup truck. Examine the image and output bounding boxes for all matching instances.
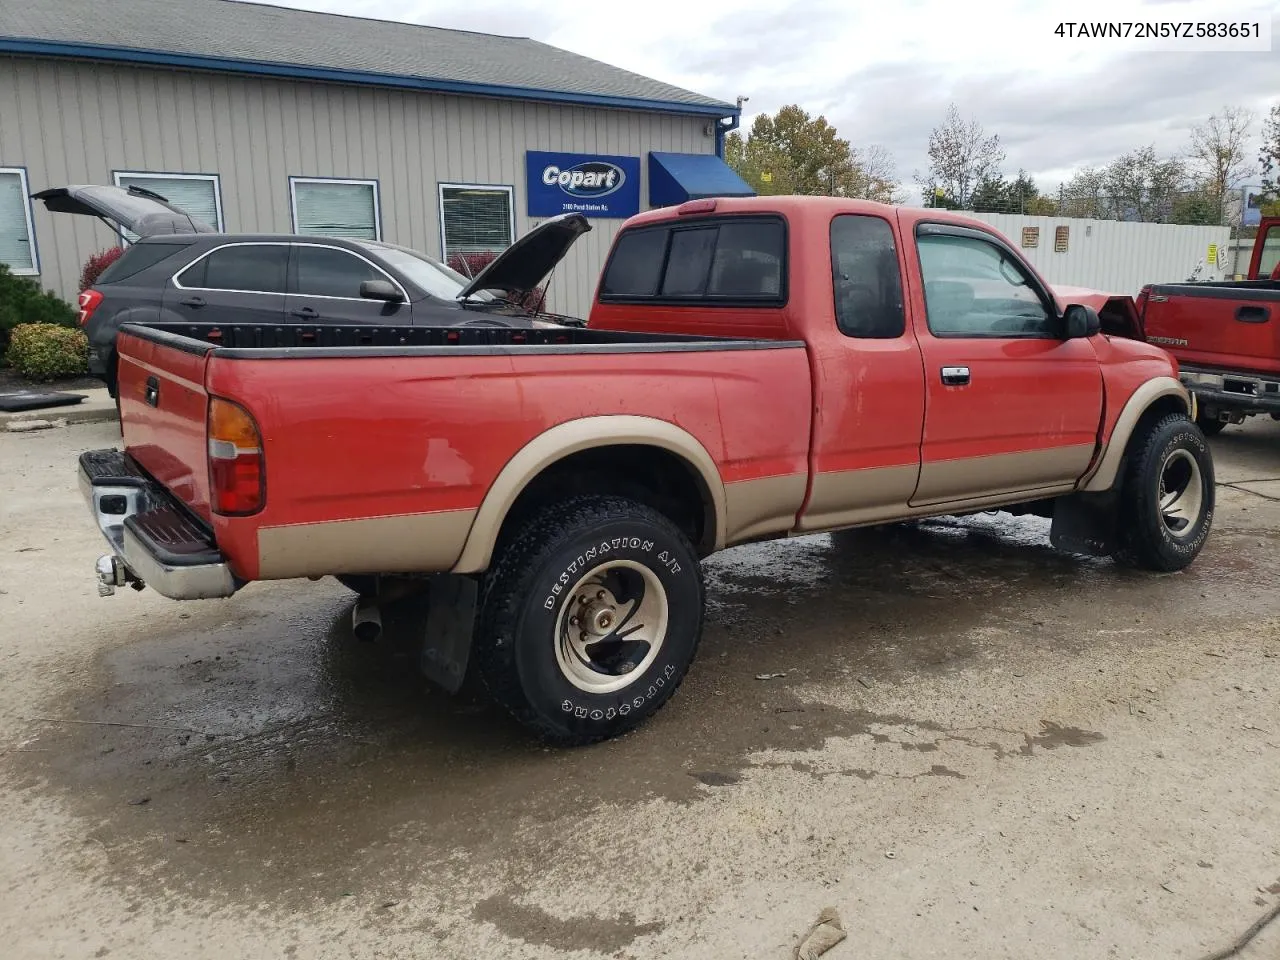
[1139,217,1280,432]
[80,198,1214,745]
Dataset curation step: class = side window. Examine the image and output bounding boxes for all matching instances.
[708,221,784,297]
[661,228,717,296]
[830,215,904,338]
[180,245,287,294]
[917,234,1053,337]
[293,246,384,298]
[601,229,667,297]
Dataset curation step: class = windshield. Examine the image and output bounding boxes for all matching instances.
[354,241,494,301]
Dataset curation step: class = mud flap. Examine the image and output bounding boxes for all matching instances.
[1050,491,1118,558]
[419,574,478,694]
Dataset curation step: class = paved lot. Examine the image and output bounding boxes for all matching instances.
[2,419,1279,960]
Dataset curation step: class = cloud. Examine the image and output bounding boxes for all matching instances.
[261,0,1279,198]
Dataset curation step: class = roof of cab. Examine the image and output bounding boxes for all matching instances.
[625,195,1002,234]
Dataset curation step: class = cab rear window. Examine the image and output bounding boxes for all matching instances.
[600,216,786,305]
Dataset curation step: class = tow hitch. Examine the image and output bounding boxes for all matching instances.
[95,554,144,597]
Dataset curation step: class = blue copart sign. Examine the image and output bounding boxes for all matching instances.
[526,151,641,218]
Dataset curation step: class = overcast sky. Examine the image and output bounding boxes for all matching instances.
[265,0,1277,201]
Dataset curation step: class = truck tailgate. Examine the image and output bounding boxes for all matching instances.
[1144,282,1280,376]
[116,327,214,523]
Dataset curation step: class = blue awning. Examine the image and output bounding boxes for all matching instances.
[648,152,756,207]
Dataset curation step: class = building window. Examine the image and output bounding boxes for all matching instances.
[113,172,224,242]
[0,167,38,275]
[290,177,381,240]
[439,184,514,267]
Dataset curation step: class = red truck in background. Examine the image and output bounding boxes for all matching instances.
[1139,217,1280,432]
[79,198,1215,746]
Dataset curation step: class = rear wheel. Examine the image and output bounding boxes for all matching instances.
[1114,413,1214,571]
[474,495,704,746]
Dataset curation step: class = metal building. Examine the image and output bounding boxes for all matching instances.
[0,0,751,317]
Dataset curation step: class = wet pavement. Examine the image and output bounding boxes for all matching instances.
[2,419,1279,959]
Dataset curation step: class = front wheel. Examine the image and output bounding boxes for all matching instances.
[474,496,704,746]
[1113,413,1215,571]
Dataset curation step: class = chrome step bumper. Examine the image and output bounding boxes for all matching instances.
[79,449,238,600]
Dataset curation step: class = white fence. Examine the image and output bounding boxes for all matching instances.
[965,213,1232,296]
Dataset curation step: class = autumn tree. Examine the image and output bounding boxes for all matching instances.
[1188,106,1254,223]
[724,105,902,203]
[917,103,1005,208]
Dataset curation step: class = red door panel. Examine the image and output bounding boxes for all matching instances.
[906,220,1104,505]
[913,336,1102,503]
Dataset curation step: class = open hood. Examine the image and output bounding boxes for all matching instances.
[32,184,217,238]
[457,213,591,300]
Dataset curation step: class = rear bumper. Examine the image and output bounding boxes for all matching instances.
[79,449,238,600]
[1180,366,1280,415]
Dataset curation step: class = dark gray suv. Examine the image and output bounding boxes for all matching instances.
[34,185,589,394]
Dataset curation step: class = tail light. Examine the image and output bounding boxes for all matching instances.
[77,289,104,327]
[208,397,265,515]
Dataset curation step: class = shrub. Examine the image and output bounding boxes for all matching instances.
[0,264,78,357]
[4,323,89,381]
[81,247,124,291]
[447,250,548,313]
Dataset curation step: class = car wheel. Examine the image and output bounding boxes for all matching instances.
[474,495,704,746]
[1113,413,1214,571]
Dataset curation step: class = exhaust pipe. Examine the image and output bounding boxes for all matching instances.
[352,597,382,643]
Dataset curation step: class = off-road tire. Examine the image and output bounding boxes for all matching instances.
[474,495,704,746]
[1114,413,1214,571]
[1195,411,1227,436]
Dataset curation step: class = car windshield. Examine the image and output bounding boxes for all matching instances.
[354,241,495,301]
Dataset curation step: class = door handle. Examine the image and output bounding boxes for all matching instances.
[290,306,319,319]
[144,375,159,407]
[1236,305,1270,324]
[179,296,205,308]
[940,365,971,386]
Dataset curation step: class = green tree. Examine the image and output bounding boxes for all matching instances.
[1260,103,1280,206]
[969,170,1054,214]
[1059,167,1108,218]
[1171,188,1219,225]
[725,105,902,202]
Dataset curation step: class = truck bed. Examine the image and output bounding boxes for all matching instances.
[113,321,814,584]
[128,321,789,355]
[1143,280,1280,377]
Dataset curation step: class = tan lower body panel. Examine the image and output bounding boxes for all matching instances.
[724,473,809,544]
[911,445,1095,506]
[797,464,920,532]
[257,509,477,580]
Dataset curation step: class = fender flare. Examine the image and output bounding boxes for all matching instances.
[1080,376,1190,492]
[450,416,727,574]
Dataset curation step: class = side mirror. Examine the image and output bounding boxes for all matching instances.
[360,279,403,302]
[1063,303,1101,339]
